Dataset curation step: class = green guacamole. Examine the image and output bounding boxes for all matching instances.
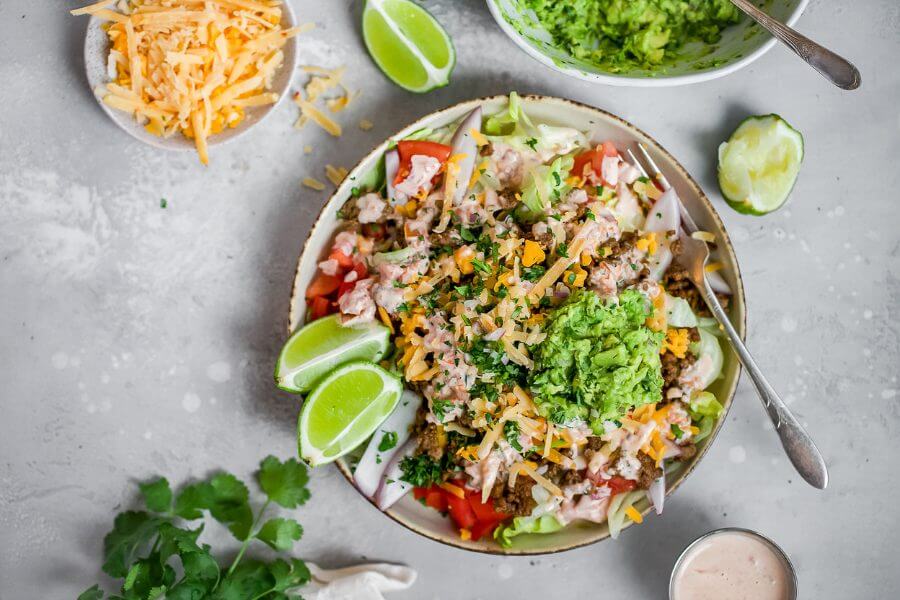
[519,0,742,71]
[529,289,664,431]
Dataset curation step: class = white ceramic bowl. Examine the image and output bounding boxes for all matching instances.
[82,5,298,152]
[486,0,808,87]
[288,95,746,554]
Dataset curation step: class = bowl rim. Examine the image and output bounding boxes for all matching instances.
[287,94,747,554]
[81,2,299,152]
[484,0,810,87]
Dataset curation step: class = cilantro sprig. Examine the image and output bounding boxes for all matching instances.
[79,456,311,600]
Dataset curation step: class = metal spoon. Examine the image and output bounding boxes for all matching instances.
[730,0,860,90]
[627,144,829,490]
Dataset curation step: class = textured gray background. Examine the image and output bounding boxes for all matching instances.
[1,1,898,598]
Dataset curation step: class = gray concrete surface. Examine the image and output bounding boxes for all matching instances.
[1,1,898,598]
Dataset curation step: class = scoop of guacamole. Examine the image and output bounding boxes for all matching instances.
[529,289,664,430]
[520,0,742,71]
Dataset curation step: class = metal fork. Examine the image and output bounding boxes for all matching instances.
[628,144,828,490]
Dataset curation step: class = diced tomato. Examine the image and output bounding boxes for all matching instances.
[413,487,429,501]
[572,149,597,179]
[394,140,453,184]
[328,249,355,270]
[305,273,341,299]
[425,489,448,513]
[600,140,619,158]
[308,296,332,321]
[470,519,500,542]
[572,141,620,183]
[605,475,637,496]
[337,263,368,300]
[446,493,477,530]
[467,492,506,522]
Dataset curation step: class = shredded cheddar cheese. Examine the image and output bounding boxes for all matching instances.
[625,505,643,524]
[71,0,309,165]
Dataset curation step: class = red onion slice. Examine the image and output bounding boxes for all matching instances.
[644,188,681,233]
[375,439,418,511]
[385,149,400,204]
[647,471,665,515]
[446,107,483,205]
[354,390,421,498]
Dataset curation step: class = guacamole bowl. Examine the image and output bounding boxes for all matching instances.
[486,0,808,87]
[287,95,747,554]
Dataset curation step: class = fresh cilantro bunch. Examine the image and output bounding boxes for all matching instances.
[79,456,311,600]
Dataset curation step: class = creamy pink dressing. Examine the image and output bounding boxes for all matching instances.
[672,531,793,600]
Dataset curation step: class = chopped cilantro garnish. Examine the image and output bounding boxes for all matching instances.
[525,138,538,150]
[399,454,444,488]
[471,258,492,274]
[585,209,596,221]
[522,265,546,281]
[556,243,569,258]
[504,421,524,452]
[160,198,168,208]
[378,431,398,452]
[432,399,454,422]
[671,424,684,440]
[351,186,361,197]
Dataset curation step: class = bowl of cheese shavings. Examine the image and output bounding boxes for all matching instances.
[72,0,311,165]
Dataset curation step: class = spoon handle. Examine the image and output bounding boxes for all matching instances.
[698,277,829,489]
[730,0,861,90]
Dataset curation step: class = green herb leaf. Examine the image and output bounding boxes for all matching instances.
[77,585,104,600]
[139,477,173,513]
[504,421,524,452]
[256,518,304,552]
[399,454,444,488]
[101,511,167,578]
[377,431,399,452]
[471,258,492,274]
[556,243,569,258]
[174,473,254,540]
[257,455,311,509]
[671,424,684,440]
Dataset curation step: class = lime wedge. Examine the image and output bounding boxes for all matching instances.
[718,114,804,215]
[298,361,402,466]
[362,0,455,93]
[275,314,390,393]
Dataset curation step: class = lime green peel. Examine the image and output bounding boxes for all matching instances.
[718,114,804,215]
[298,361,402,466]
[275,314,390,394]
[362,0,455,93]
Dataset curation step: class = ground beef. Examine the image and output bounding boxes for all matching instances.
[545,455,583,487]
[587,436,604,452]
[338,196,360,221]
[663,241,730,317]
[636,451,662,489]
[599,231,639,260]
[417,423,447,460]
[679,443,698,461]
[492,477,537,517]
[662,349,696,390]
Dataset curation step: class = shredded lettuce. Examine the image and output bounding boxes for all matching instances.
[688,390,724,442]
[607,490,645,539]
[484,91,533,136]
[665,294,698,328]
[494,514,563,548]
[519,154,574,216]
[690,327,724,388]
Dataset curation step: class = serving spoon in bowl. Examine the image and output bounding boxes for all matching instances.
[729,0,860,90]
[628,143,829,490]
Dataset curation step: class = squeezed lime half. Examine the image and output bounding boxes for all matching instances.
[718,114,804,215]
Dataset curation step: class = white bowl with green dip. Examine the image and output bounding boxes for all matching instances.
[487,0,808,87]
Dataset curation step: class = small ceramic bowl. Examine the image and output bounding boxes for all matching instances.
[82,4,298,152]
[485,0,808,87]
[669,528,798,599]
[288,95,747,554]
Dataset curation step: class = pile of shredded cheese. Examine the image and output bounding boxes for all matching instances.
[71,0,310,165]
